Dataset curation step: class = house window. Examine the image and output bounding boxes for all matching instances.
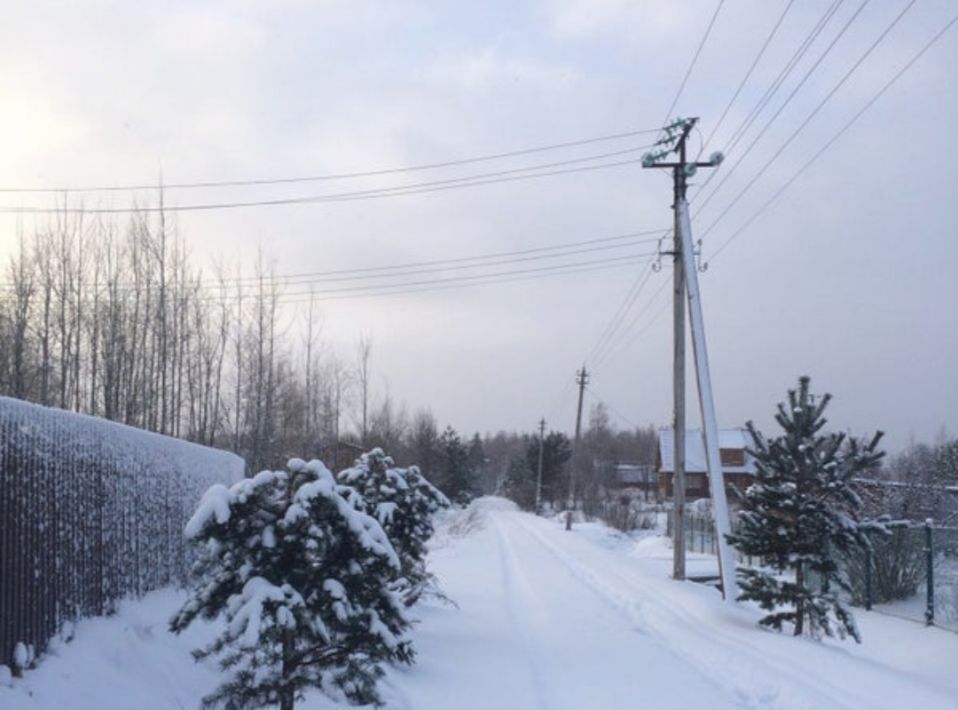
[720,448,744,467]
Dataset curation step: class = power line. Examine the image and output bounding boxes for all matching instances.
[0,127,663,194]
[661,0,726,127]
[694,0,874,221]
[698,0,797,159]
[583,264,656,368]
[257,253,661,305]
[690,0,845,203]
[0,250,659,307]
[195,229,665,287]
[592,277,671,370]
[697,0,918,244]
[216,251,657,301]
[268,242,657,289]
[722,0,846,156]
[585,385,639,430]
[708,8,958,262]
[0,228,668,291]
[0,151,653,215]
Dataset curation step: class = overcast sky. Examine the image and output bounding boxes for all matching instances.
[0,0,955,454]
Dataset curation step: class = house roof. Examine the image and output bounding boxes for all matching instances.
[658,428,755,474]
[614,463,656,484]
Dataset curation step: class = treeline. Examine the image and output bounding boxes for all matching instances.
[0,203,404,473]
[860,437,958,524]
[0,203,659,505]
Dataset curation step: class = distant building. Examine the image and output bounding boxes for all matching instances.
[657,428,755,500]
[609,462,657,497]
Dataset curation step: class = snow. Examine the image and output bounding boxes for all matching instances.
[227,577,300,649]
[3,497,956,710]
[294,468,400,569]
[184,484,232,538]
[659,427,756,473]
[0,396,245,485]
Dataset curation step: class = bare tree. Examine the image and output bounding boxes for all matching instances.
[356,333,372,446]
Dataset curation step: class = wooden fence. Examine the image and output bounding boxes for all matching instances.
[0,397,244,669]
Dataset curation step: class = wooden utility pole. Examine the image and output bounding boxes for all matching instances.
[643,118,736,600]
[570,368,589,503]
[671,163,687,581]
[535,418,546,514]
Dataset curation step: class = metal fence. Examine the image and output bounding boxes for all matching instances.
[0,397,245,669]
[667,510,958,632]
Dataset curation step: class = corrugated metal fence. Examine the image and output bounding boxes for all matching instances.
[0,397,244,668]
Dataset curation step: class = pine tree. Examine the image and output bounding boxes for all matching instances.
[437,426,475,502]
[338,448,449,606]
[525,431,572,509]
[170,458,413,709]
[502,455,536,511]
[726,376,885,642]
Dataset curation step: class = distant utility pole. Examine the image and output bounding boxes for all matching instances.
[535,418,546,514]
[643,117,736,601]
[570,366,589,507]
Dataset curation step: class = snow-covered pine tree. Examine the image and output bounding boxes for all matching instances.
[726,376,885,642]
[338,448,450,606]
[170,458,413,710]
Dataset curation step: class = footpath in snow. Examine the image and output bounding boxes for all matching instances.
[3,497,957,709]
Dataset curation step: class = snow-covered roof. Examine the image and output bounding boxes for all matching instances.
[658,428,755,474]
[614,463,656,484]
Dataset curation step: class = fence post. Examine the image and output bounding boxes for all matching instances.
[924,519,934,626]
[864,546,872,611]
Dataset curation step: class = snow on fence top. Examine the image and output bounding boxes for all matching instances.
[0,397,245,669]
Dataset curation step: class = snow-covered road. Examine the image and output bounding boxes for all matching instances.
[392,506,734,709]
[4,497,956,709]
[391,500,957,710]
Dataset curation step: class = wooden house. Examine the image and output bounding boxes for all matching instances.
[657,428,755,500]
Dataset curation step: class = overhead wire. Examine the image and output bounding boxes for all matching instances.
[581,265,652,366]
[697,0,797,159]
[584,265,656,368]
[259,253,661,306]
[0,228,668,292]
[696,0,919,245]
[585,385,639,430]
[215,251,657,301]
[690,0,846,202]
[582,0,723,380]
[724,0,847,155]
[592,277,671,370]
[0,127,663,194]
[199,230,665,287]
[0,149,654,215]
[693,0,874,221]
[707,8,958,262]
[660,0,726,128]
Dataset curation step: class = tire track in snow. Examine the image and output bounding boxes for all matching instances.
[493,517,554,710]
[508,513,864,710]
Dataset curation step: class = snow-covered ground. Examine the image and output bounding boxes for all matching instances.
[3,497,956,709]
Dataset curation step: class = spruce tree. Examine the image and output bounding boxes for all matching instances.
[437,426,475,502]
[502,455,537,511]
[726,376,885,642]
[171,458,413,709]
[525,431,572,509]
[338,448,450,606]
